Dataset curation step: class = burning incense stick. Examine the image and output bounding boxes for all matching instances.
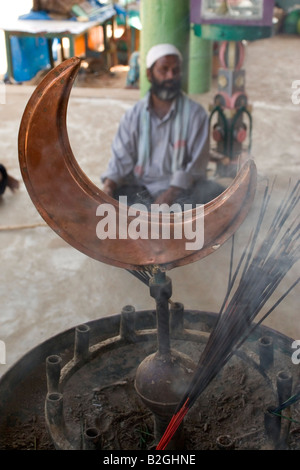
[157,180,300,450]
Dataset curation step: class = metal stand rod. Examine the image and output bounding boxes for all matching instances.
[147,270,187,449]
[149,271,172,356]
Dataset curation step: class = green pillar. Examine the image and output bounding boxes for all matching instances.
[140,0,190,97]
[188,25,212,95]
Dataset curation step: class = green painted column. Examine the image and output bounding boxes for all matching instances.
[139,0,190,96]
[188,25,212,95]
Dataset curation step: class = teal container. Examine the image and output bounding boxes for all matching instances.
[194,23,274,41]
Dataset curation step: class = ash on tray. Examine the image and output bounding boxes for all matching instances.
[1,332,299,451]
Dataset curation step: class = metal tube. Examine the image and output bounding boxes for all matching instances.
[46,355,62,393]
[258,336,274,370]
[45,392,76,450]
[276,370,293,449]
[264,405,281,448]
[276,370,293,405]
[216,434,235,450]
[120,305,136,342]
[46,392,64,428]
[74,324,90,361]
[83,427,101,450]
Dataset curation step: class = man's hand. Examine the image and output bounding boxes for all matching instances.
[154,186,182,205]
[102,178,117,198]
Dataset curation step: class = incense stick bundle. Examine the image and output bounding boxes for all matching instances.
[157,181,300,450]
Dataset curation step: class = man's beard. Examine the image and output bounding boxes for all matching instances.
[150,76,181,101]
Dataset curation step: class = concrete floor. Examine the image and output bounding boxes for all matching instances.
[0,34,299,378]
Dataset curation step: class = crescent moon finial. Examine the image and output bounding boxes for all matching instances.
[18,57,257,271]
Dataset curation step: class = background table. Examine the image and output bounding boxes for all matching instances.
[0,16,115,81]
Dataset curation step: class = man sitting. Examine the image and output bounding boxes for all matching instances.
[102,43,224,208]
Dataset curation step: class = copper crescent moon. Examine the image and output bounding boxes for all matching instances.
[18,57,257,271]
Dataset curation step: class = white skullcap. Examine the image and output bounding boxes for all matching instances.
[146,43,182,69]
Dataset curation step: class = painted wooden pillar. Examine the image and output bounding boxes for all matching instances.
[188,25,212,94]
